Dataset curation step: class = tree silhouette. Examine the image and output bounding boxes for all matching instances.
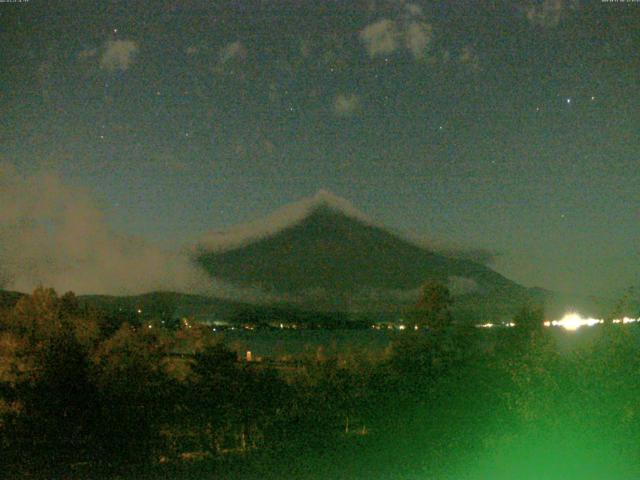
[89,322,173,465]
[0,288,100,470]
[415,280,453,331]
[513,303,545,334]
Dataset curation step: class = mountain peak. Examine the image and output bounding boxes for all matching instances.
[310,188,344,206]
[196,191,497,266]
[195,190,524,313]
[197,190,373,253]
[307,189,370,219]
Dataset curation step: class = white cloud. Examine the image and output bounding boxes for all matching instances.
[405,3,423,17]
[77,48,97,60]
[459,45,481,71]
[334,93,360,116]
[0,168,494,301]
[0,163,211,296]
[263,139,276,154]
[268,82,279,102]
[405,21,432,59]
[299,38,312,58]
[360,15,433,60]
[525,0,565,27]
[359,19,400,57]
[197,190,372,253]
[100,40,138,72]
[219,41,246,63]
[195,189,494,266]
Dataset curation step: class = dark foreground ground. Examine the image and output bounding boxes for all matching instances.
[3,289,640,480]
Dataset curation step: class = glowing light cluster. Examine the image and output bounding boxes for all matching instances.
[474,313,639,331]
[478,323,494,329]
[551,312,602,331]
[613,317,638,325]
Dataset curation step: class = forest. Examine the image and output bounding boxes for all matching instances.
[2,286,640,479]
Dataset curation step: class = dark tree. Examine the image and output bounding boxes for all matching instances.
[513,303,545,334]
[415,280,453,331]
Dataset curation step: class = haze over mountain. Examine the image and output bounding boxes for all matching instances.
[195,191,541,319]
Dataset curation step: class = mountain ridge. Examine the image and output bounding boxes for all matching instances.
[195,194,530,318]
[196,190,495,263]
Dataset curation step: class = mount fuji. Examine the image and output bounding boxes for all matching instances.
[194,191,542,320]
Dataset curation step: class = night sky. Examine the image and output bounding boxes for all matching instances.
[1,0,639,296]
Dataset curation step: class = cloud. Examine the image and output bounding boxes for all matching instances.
[268,82,280,102]
[77,48,97,60]
[334,93,360,116]
[219,41,246,63]
[459,45,481,71]
[360,7,433,60]
[0,170,495,303]
[196,189,496,267]
[405,3,423,16]
[299,38,312,58]
[359,19,400,57]
[213,41,248,75]
[525,0,566,28]
[405,21,432,59]
[100,40,138,72]
[197,190,372,253]
[0,163,215,296]
[396,228,498,266]
[262,139,276,154]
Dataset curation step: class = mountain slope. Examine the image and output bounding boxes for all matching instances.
[195,192,531,315]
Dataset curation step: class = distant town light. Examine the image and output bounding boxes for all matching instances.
[552,312,602,331]
[473,315,639,330]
